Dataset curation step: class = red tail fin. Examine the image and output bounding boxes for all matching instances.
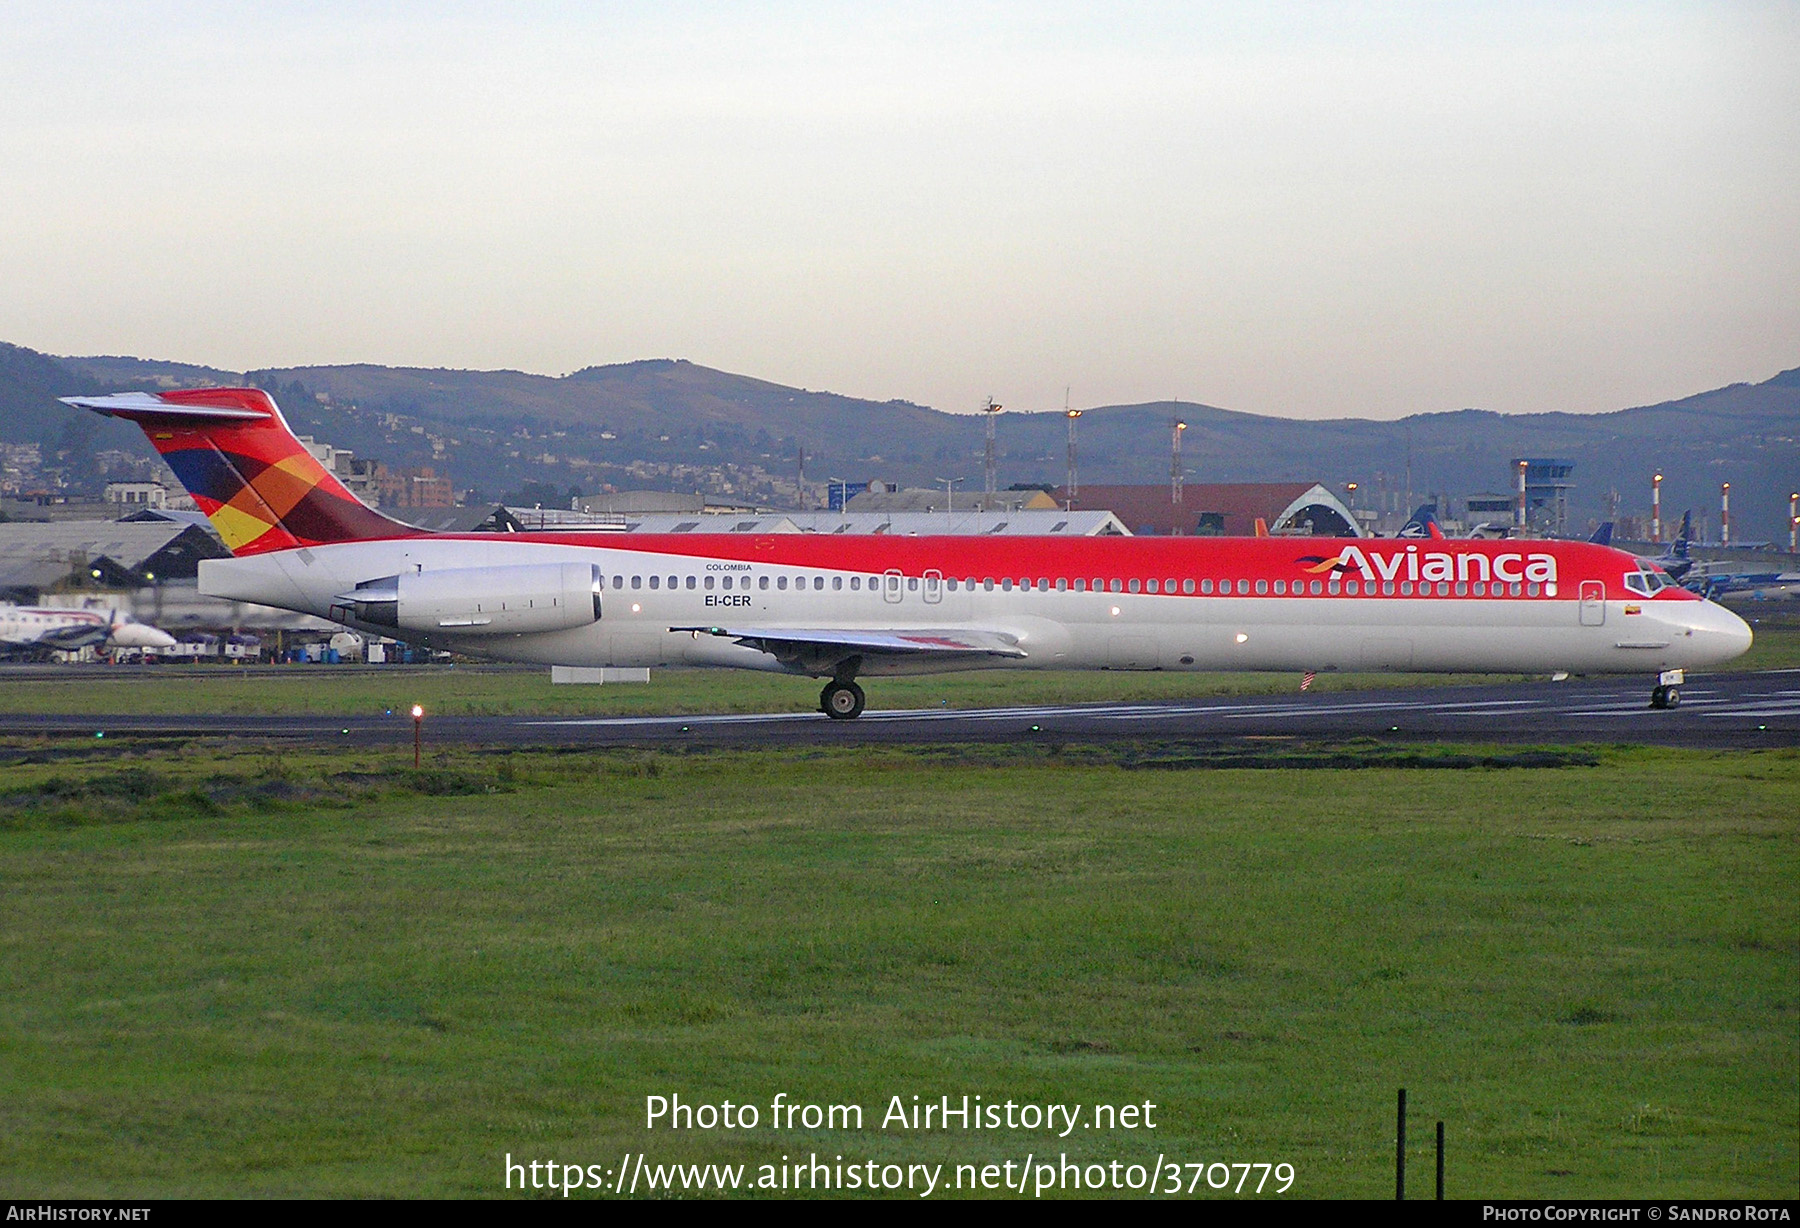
[62,388,420,555]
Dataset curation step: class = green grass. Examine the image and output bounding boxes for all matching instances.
[0,741,1792,1198]
[4,626,1795,719]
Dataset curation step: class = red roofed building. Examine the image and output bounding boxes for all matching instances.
[1057,483,1361,537]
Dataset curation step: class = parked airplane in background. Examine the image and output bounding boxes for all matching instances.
[0,604,177,657]
[62,389,1752,713]
[1642,511,1696,581]
[1399,504,1614,547]
[1683,565,1800,603]
[1395,505,1446,539]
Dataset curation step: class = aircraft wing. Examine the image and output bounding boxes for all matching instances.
[33,623,110,650]
[671,624,1027,670]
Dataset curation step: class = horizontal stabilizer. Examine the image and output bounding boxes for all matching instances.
[60,391,271,423]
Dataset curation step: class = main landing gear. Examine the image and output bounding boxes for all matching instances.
[1649,668,1684,710]
[821,679,866,720]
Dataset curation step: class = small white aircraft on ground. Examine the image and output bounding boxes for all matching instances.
[0,604,177,656]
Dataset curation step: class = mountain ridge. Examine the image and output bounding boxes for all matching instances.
[3,343,1794,539]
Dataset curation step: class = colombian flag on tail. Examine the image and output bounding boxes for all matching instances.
[61,388,420,555]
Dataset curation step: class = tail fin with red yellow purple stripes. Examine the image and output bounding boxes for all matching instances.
[61,388,420,555]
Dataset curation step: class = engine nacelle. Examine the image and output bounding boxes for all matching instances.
[337,563,602,636]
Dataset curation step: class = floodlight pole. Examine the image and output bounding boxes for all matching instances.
[982,398,1002,497]
[1171,418,1187,506]
[1065,408,1082,501]
[412,704,424,768]
[1652,472,1663,543]
[937,477,962,517]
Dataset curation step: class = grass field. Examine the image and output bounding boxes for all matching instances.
[4,626,1797,720]
[0,739,1792,1199]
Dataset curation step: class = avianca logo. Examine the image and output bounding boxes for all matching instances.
[1297,545,1558,584]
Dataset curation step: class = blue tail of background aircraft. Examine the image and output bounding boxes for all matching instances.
[1396,504,1445,539]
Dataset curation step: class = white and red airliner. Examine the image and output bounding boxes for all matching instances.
[63,388,1751,716]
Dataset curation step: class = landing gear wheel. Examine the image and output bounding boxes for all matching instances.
[1650,685,1682,710]
[821,680,866,720]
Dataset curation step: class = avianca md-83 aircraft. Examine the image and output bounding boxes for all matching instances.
[63,388,1751,716]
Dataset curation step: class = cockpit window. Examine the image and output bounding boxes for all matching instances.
[1623,569,1668,597]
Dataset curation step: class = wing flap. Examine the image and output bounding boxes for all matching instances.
[671,625,1027,659]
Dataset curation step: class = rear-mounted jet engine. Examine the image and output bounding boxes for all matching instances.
[337,562,602,635]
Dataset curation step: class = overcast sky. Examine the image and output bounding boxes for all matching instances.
[2,2,1795,419]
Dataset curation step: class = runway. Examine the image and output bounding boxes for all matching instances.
[4,671,1797,750]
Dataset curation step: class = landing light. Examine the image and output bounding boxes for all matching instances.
[1235,632,1249,643]
[631,603,642,613]
[1110,606,1120,617]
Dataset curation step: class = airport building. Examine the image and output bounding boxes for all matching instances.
[0,518,229,603]
[1058,483,1362,538]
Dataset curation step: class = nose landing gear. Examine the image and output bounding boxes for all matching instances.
[1649,668,1684,710]
[820,679,866,720]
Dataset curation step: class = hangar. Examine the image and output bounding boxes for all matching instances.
[0,519,229,602]
[1057,483,1361,537]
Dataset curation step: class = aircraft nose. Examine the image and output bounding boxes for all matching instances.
[109,623,178,649]
[1689,600,1752,665]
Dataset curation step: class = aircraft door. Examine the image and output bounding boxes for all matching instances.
[1578,580,1605,626]
[884,569,904,604]
[923,569,943,604]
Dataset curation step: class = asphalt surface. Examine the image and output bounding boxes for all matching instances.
[4,671,1797,750]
